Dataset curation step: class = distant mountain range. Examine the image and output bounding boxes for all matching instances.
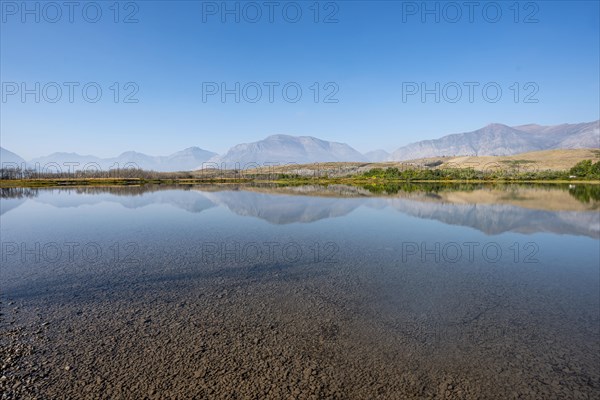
[1,120,598,171]
[207,134,367,168]
[363,149,390,162]
[1,147,217,172]
[1,147,26,165]
[387,121,599,161]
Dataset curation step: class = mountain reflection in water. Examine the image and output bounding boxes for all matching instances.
[2,184,598,238]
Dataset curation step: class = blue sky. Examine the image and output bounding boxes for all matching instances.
[1,0,599,159]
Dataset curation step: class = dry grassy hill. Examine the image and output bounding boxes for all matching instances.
[409,148,600,171]
[238,148,600,177]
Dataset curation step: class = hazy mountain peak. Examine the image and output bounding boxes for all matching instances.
[210,134,367,168]
[388,120,599,161]
[180,146,203,152]
[265,134,296,140]
[364,149,390,162]
[118,150,147,157]
[483,122,510,129]
[0,147,26,166]
[169,146,215,156]
[49,151,83,156]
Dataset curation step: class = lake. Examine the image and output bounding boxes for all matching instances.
[1,184,599,399]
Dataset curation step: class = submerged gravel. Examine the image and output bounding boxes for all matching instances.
[1,254,599,399]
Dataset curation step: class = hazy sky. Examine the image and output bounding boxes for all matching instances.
[1,0,599,159]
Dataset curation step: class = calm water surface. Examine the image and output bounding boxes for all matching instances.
[1,184,599,399]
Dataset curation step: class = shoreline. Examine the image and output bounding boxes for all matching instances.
[1,177,599,188]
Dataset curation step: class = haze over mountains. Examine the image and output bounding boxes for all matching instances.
[387,121,600,161]
[207,135,367,168]
[0,147,26,165]
[1,147,217,172]
[1,120,598,171]
[364,150,391,162]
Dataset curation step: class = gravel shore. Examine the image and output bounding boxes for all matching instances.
[2,256,599,399]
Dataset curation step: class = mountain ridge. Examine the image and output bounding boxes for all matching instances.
[1,120,598,171]
[207,134,367,168]
[387,120,599,161]
[16,147,218,172]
